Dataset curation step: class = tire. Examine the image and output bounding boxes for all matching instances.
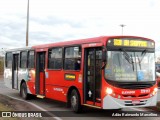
[70,89,82,113]
[20,82,29,100]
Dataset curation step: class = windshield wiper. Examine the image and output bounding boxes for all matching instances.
[131,54,134,71]
[140,49,147,62]
[136,49,147,70]
[120,48,134,71]
[120,49,131,63]
[137,55,141,70]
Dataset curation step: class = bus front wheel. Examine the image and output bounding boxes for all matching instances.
[70,89,82,113]
[20,82,29,100]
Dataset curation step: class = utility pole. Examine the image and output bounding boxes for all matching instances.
[26,0,29,46]
[120,24,126,35]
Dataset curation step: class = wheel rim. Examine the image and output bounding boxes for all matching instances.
[71,95,77,109]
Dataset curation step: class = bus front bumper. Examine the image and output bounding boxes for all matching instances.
[102,93,157,109]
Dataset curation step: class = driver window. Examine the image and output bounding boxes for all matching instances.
[113,53,122,67]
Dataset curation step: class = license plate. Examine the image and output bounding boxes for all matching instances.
[132,100,140,104]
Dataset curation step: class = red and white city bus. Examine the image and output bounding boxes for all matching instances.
[4,36,158,112]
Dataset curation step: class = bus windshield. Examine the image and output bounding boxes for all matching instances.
[105,50,155,82]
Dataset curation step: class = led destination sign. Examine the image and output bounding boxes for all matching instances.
[114,39,147,47]
[107,38,154,48]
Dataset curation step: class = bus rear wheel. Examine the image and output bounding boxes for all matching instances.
[70,89,82,113]
[20,82,29,100]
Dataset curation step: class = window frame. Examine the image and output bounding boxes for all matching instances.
[64,46,82,71]
[5,52,12,68]
[20,51,28,68]
[48,47,63,70]
[28,50,35,69]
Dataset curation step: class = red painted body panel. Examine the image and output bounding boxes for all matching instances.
[40,72,45,95]
[45,85,68,102]
[45,70,83,102]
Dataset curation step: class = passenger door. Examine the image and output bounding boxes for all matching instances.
[83,45,102,107]
[12,54,19,89]
[35,52,46,96]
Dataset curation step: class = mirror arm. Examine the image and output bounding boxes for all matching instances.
[101,47,107,69]
[101,62,106,69]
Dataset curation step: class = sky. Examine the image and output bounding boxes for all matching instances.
[0,0,160,54]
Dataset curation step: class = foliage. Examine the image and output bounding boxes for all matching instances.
[0,57,4,75]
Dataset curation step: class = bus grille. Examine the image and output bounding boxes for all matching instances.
[124,100,147,106]
[122,94,149,98]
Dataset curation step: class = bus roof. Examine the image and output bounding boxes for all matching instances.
[5,47,32,52]
[32,36,154,49]
[32,36,104,49]
[5,36,154,52]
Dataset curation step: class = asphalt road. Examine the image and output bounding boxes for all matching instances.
[0,79,160,120]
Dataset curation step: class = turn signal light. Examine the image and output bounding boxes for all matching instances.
[152,87,158,95]
[154,87,158,92]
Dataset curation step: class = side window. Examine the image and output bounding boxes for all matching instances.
[28,51,35,68]
[20,51,27,68]
[64,46,81,70]
[48,47,62,69]
[6,52,12,68]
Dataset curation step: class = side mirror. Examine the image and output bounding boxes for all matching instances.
[101,48,107,69]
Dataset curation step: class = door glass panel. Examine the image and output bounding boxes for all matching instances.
[95,49,102,100]
[87,49,94,101]
[85,47,102,104]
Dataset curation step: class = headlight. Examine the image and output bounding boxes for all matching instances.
[154,87,158,92]
[106,88,113,94]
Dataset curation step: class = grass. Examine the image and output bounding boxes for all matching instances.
[0,103,13,111]
[0,103,19,120]
[157,102,160,111]
[0,102,43,120]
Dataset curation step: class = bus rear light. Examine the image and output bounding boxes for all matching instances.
[106,88,113,95]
